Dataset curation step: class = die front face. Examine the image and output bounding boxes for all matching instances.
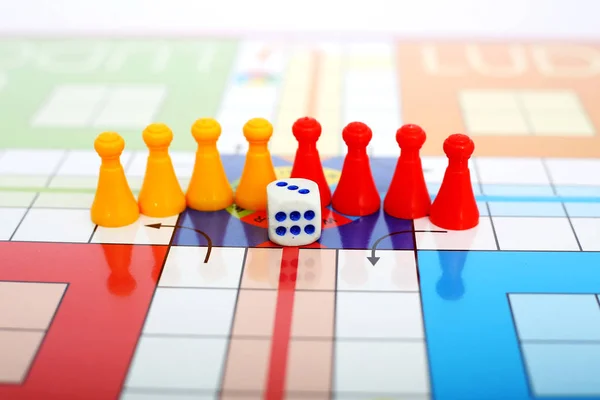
[266,178,322,246]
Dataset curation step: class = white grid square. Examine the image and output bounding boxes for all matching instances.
[336,250,418,292]
[519,90,582,111]
[31,85,107,127]
[336,292,424,339]
[475,157,551,185]
[545,158,600,186]
[32,193,94,209]
[334,341,430,395]
[571,218,600,251]
[90,215,178,245]
[463,110,529,136]
[528,110,594,136]
[459,90,520,111]
[459,89,596,137]
[0,192,36,208]
[415,217,498,250]
[493,217,580,251]
[0,207,27,240]
[158,246,246,289]
[124,336,228,390]
[0,150,64,176]
[92,85,166,128]
[11,208,94,243]
[143,288,237,336]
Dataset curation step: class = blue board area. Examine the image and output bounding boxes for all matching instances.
[418,250,600,400]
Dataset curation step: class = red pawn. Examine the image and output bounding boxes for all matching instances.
[384,124,431,219]
[290,117,331,207]
[331,122,380,216]
[429,134,479,230]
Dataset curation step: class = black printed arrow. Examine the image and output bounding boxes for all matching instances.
[146,223,213,263]
[367,229,448,266]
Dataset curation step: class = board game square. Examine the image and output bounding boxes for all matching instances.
[0,330,44,383]
[221,338,270,393]
[55,150,132,176]
[0,191,36,208]
[158,246,245,288]
[337,249,418,292]
[231,290,277,337]
[565,203,600,218]
[91,214,178,245]
[143,287,237,336]
[487,201,566,217]
[286,340,333,394]
[92,85,167,129]
[522,343,600,396]
[0,150,64,176]
[240,247,283,289]
[124,336,227,391]
[463,110,530,136]
[336,292,424,339]
[295,248,336,291]
[509,294,600,341]
[31,84,107,128]
[518,90,582,111]
[11,208,95,243]
[571,218,600,251]
[475,157,551,185]
[458,90,520,111]
[493,217,580,251]
[0,207,27,240]
[545,158,600,186]
[32,192,94,209]
[291,291,334,339]
[528,110,595,136]
[415,217,498,250]
[0,282,66,330]
[334,341,430,395]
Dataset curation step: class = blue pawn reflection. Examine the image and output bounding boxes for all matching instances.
[436,251,467,300]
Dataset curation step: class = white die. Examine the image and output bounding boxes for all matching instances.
[267,178,322,246]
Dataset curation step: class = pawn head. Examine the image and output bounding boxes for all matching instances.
[292,117,321,142]
[342,122,372,147]
[143,123,173,148]
[396,124,426,149]
[192,118,221,142]
[243,118,273,142]
[94,132,125,159]
[443,133,475,159]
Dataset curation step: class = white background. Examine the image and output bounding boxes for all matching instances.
[0,0,599,39]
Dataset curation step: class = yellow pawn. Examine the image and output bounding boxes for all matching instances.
[91,132,139,227]
[186,118,234,211]
[234,118,277,211]
[138,123,186,217]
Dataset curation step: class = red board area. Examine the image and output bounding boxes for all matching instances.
[0,242,166,400]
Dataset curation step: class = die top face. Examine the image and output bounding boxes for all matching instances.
[266,178,320,203]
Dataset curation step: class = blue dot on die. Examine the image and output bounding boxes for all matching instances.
[304,224,315,234]
[275,212,286,222]
[290,225,301,235]
[290,211,301,221]
[298,189,310,194]
[304,210,315,220]
[288,185,299,190]
[276,181,288,187]
[276,226,287,236]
